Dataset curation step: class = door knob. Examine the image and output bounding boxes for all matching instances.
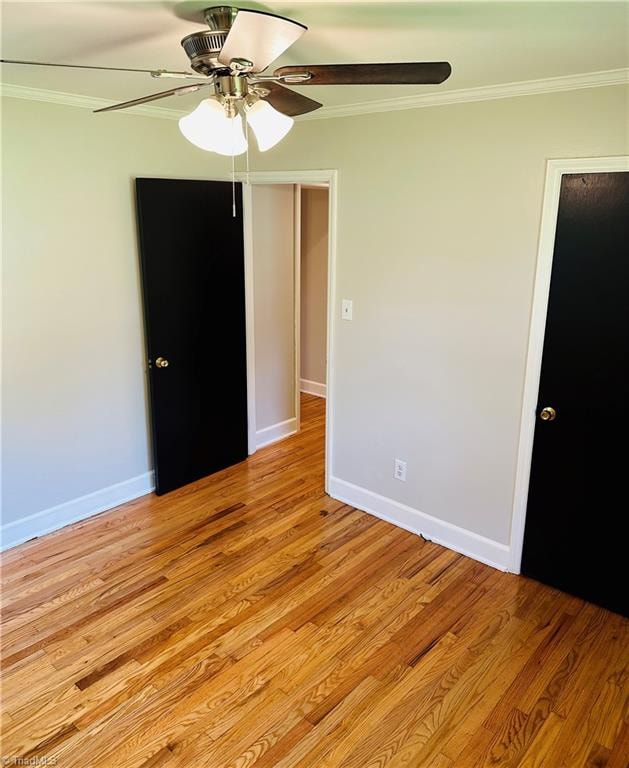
[539,406,556,421]
[154,357,169,369]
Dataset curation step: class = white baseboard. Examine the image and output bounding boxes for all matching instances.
[328,476,512,572]
[256,417,298,449]
[0,472,155,552]
[300,379,327,398]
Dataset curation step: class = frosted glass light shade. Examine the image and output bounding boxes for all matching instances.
[178,98,247,156]
[246,100,294,152]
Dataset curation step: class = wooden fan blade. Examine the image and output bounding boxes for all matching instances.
[94,83,210,113]
[258,82,322,117]
[274,62,452,85]
[0,58,197,78]
[218,10,306,73]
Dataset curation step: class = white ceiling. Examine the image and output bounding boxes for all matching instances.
[1,1,628,112]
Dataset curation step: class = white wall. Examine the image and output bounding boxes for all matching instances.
[0,97,236,546]
[300,187,329,391]
[272,85,629,564]
[251,185,297,446]
[2,84,628,566]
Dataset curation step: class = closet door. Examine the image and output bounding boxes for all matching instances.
[136,178,248,495]
[521,171,629,616]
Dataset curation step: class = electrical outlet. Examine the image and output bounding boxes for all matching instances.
[341,299,353,321]
[394,459,407,482]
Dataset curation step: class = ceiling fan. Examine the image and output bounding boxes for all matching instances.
[1,5,452,155]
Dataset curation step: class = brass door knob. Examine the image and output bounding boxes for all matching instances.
[154,357,169,369]
[539,406,556,421]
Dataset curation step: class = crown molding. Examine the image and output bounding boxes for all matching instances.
[300,68,629,121]
[2,68,628,123]
[0,82,183,120]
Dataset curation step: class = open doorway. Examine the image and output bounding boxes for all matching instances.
[248,184,298,450]
[299,185,329,402]
[244,176,332,486]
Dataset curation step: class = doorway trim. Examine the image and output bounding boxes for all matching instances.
[293,183,302,439]
[242,169,338,495]
[509,156,629,573]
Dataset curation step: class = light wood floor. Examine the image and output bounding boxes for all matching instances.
[1,394,627,767]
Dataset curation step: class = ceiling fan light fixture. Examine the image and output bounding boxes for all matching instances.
[246,99,294,152]
[178,97,247,156]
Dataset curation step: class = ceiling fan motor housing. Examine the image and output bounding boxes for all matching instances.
[180,31,228,74]
[180,6,237,76]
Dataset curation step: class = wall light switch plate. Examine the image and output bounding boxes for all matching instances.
[341,299,353,321]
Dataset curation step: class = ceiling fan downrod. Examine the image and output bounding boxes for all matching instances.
[203,5,238,31]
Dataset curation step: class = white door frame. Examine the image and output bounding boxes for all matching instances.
[508,156,629,573]
[293,183,302,437]
[242,170,338,495]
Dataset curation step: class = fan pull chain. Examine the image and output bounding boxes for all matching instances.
[232,119,236,219]
[245,113,250,185]
[231,150,236,218]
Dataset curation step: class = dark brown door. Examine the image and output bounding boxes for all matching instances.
[521,171,629,617]
[136,178,248,495]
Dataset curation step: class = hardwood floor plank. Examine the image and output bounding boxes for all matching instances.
[516,712,565,768]
[607,721,629,768]
[1,394,626,767]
